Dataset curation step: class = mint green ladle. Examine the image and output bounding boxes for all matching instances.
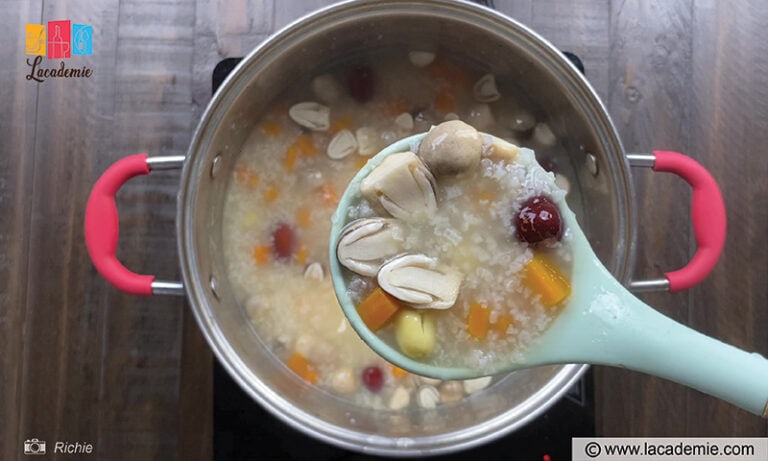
[329,132,768,417]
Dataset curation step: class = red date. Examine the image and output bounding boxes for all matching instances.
[271,223,296,260]
[347,65,374,103]
[514,195,562,244]
[362,365,383,392]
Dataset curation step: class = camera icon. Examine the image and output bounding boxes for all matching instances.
[24,438,46,455]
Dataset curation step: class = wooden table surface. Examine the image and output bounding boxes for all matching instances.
[2,1,767,459]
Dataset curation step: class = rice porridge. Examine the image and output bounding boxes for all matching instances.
[337,121,572,373]
[223,51,575,410]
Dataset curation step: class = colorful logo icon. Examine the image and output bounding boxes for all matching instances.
[72,24,93,55]
[25,20,92,58]
[25,24,46,56]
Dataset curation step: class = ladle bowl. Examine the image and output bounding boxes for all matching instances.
[330,132,768,417]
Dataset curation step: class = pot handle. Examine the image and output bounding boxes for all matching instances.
[627,151,726,293]
[85,154,186,296]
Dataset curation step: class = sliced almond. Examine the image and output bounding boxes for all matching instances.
[533,122,557,147]
[377,254,463,309]
[311,74,343,104]
[408,50,436,68]
[388,386,411,410]
[303,262,324,281]
[327,129,358,159]
[473,73,500,102]
[337,218,405,277]
[462,376,492,394]
[355,126,380,156]
[289,101,330,131]
[394,112,414,131]
[360,151,437,221]
[417,385,440,409]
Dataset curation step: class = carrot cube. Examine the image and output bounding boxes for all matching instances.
[356,287,403,332]
[295,207,312,229]
[284,144,299,171]
[467,302,490,340]
[390,364,409,379]
[252,245,271,265]
[287,353,318,384]
[491,314,515,336]
[523,253,571,307]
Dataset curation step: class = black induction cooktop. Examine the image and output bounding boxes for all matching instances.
[210,50,593,460]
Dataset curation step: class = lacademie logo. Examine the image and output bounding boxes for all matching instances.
[25,20,94,83]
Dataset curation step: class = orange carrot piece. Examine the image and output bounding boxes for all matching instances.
[356,287,403,332]
[523,253,572,307]
[427,58,472,89]
[295,134,317,157]
[287,353,318,384]
[235,164,259,189]
[252,245,271,265]
[491,314,515,336]
[295,207,312,229]
[264,183,280,202]
[330,116,353,134]
[295,245,308,265]
[390,364,409,379]
[355,157,369,170]
[467,302,491,340]
[284,144,300,171]
[260,120,282,137]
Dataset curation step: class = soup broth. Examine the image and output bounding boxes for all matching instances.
[223,50,577,409]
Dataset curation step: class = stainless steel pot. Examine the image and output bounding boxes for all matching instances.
[85,0,724,456]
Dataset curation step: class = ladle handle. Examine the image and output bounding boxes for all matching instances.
[538,259,768,417]
[608,296,768,417]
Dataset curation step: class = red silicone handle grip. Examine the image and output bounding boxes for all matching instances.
[84,154,155,296]
[652,150,726,292]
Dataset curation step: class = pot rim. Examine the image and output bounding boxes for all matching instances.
[177,0,635,456]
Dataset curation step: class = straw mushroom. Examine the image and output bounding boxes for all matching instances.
[418,120,482,175]
[360,151,437,221]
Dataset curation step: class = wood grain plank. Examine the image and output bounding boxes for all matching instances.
[10,0,197,460]
[92,1,196,459]
[596,0,695,436]
[272,0,336,30]
[493,0,533,25]
[178,301,212,461]
[0,1,42,459]
[16,2,121,460]
[687,0,768,435]
[526,0,612,99]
